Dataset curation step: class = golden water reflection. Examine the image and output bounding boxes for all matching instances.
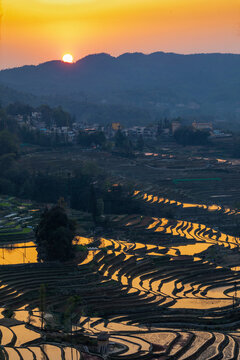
[171,298,233,309]
[135,191,240,216]
[0,236,97,266]
[173,243,212,256]
[0,243,37,265]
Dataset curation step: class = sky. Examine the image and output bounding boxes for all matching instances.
[0,0,240,69]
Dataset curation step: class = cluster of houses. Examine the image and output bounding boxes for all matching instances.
[14,111,230,145]
[172,120,230,138]
[15,113,160,142]
[15,112,77,142]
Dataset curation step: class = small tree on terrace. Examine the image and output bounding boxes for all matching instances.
[35,203,76,262]
[89,184,98,223]
[39,283,46,331]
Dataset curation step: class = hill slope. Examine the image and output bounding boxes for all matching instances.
[1,52,240,124]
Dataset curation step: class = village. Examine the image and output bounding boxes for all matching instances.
[14,108,231,146]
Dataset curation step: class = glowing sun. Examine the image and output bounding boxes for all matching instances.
[62,54,74,63]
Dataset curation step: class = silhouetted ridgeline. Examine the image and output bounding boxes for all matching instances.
[1,52,240,125]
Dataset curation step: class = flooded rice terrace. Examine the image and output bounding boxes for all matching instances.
[1,193,240,358]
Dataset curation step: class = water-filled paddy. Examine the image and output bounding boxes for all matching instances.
[0,243,37,265]
[1,191,240,358]
[170,298,233,309]
[135,191,240,216]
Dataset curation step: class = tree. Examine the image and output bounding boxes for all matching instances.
[174,126,210,146]
[6,102,33,116]
[38,105,53,128]
[97,198,104,217]
[0,108,8,130]
[114,130,133,156]
[89,184,98,223]
[35,204,76,262]
[39,284,46,331]
[114,130,126,149]
[0,153,17,172]
[0,130,19,156]
[2,308,15,319]
[77,131,92,147]
[92,131,106,147]
[232,137,240,158]
[77,130,106,148]
[64,295,81,331]
[52,106,73,128]
[136,135,144,151]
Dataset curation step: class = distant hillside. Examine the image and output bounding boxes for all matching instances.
[0,82,152,127]
[0,84,38,107]
[1,52,240,125]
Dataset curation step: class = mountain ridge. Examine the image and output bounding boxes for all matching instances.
[1,51,240,125]
[2,51,240,71]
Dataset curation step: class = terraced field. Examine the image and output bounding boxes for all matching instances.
[0,319,84,360]
[0,196,39,246]
[1,191,240,358]
[133,189,240,216]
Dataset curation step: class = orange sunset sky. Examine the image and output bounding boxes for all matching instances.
[0,0,240,69]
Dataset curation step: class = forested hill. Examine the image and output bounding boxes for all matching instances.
[0,84,38,107]
[1,52,240,99]
[0,83,152,127]
[1,52,240,125]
